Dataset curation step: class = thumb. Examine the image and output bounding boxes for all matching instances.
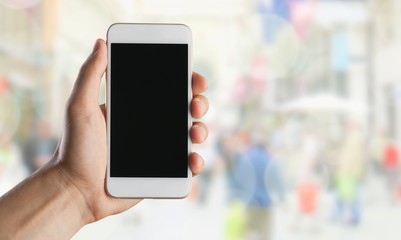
[70,39,107,106]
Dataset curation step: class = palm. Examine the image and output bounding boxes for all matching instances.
[60,103,132,221]
[57,39,208,221]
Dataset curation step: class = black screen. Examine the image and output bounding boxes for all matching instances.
[110,43,188,178]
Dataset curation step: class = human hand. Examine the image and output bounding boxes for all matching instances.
[53,39,209,223]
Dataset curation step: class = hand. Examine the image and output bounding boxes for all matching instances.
[53,39,209,223]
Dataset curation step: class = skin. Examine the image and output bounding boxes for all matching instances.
[0,39,209,240]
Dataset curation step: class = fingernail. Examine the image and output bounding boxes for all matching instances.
[194,98,207,113]
[194,124,207,140]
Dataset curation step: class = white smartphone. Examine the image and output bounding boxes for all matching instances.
[106,23,192,198]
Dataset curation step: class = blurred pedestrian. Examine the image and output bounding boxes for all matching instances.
[368,128,387,175]
[22,121,58,174]
[383,140,400,203]
[332,120,366,226]
[292,130,322,232]
[226,131,285,240]
[221,131,247,240]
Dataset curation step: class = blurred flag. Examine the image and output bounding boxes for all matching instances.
[331,32,349,72]
[289,0,316,39]
[257,0,316,42]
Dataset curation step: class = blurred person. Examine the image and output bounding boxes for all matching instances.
[295,182,318,231]
[0,39,209,239]
[220,131,247,240]
[368,128,387,175]
[292,130,322,232]
[383,139,400,203]
[229,130,285,240]
[332,120,366,226]
[22,120,58,174]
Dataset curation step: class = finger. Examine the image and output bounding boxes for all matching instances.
[190,122,208,144]
[191,95,209,119]
[192,72,208,95]
[189,152,204,177]
[70,39,107,105]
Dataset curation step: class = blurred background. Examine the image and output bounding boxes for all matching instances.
[1,0,401,239]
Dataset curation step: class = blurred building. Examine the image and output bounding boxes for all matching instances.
[373,0,401,143]
[0,0,57,140]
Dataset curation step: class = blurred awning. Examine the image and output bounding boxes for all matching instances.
[277,93,368,114]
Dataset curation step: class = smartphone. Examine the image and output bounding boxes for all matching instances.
[106,23,192,198]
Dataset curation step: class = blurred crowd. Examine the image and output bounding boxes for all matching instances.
[189,116,401,239]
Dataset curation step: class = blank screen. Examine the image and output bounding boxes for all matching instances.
[110,43,188,178]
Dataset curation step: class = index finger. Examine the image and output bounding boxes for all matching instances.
[192,72,208,95]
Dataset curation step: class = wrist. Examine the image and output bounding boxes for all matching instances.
[0,161,93,240]
[51,163,95,225]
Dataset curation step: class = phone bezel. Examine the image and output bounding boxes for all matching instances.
[106,23,192,198]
